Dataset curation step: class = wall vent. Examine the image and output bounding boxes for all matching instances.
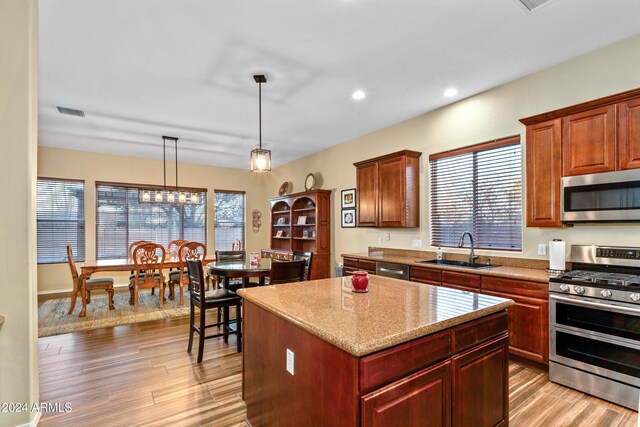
[56,106,85,117]
[519,0,553,11]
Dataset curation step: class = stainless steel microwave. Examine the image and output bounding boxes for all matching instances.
[561,169,640,222]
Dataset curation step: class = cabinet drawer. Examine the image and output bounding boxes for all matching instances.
[442,271,480,289]
[359,330,451,393]
[343,267,358,276]
[359,259,377,272]
[343,257,358,268]
[451,311,508,354]
[361,361,451,427]
[481,276,547,299]
[410,266,442,284]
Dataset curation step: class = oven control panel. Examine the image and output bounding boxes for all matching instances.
[596,247,640,259]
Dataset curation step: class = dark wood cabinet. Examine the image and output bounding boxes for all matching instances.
[526,119,562,227]
[441,270,480,292]
[482,276,548,365]
[356,162,379,227]
[354,150,421,228]
[618,98,640,170]
[521,88,640,227]
[361,361,452,427]
[269,190,331,279]
[343,257,376,275]
[452,335,509,427]
[562,105,617,176]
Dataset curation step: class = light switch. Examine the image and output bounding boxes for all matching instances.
[286,349,294,375]
[538,244,547,256]
[412,240,422,248]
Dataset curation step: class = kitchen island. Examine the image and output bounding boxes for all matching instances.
[238,275,514,427]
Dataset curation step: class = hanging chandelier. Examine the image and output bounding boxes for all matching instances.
[139,136,198,204]
[250,74,271,172]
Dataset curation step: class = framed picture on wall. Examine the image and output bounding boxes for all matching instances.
[341,188,356,209]
[341,209,356,228]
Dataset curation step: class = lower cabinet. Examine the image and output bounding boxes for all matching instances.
[452,336,509,427]
[361,361,452,427]
[343,257,376,275]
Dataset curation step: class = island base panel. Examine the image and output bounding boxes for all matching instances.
[243,300,359,427]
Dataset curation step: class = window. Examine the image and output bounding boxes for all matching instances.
[96,183,207,259]
[214,190,245,252]
[429,136,522,251]
[37,178,85,263]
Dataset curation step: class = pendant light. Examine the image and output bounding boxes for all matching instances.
[250,74,271,172]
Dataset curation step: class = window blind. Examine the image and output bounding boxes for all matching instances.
[37,178,85,264]
[430,137,522,251]
[96,183,207,260]
[214,191,245,252]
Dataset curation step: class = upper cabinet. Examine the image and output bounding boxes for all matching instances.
[562,105,616,176]
[354,150,421,228]
[526,119,562,227]
[619,98,640,170]
[520,88,640,227]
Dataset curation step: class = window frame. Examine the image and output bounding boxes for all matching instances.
[213,189,246,253]
[36,177,86,264]
[429,135,522,252]
[95,181,207,260]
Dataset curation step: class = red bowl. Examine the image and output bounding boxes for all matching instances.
[351,270,369,293]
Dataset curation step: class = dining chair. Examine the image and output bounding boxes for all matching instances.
[231,239,242,251]
[186,259,242,363]
[168,241,206,306]
[168,239,189,257]
[128,240,161,296]
[269,259,307,285]
[214,250,247,292]
[129,242,166,312]
[292,250,314,281]
[66,245,115,314]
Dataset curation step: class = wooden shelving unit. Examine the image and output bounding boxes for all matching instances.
[268,189,332,279]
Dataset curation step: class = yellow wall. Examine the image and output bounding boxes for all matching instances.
[269,34,640,272]
[37,147,271,293]
[0,0,39,425]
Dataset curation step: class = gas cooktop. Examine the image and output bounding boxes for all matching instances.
[554,270,640,287]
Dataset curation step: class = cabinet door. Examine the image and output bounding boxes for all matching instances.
[483,290,548,365]
[452,335,508,427]
[562,105,616,176]
[361,361,451,427]
[526,119,562,227]
[356,162,379,226]
[378,156,406,227]
[618,98,640,170]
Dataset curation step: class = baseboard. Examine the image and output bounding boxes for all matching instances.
[17,411,41,427]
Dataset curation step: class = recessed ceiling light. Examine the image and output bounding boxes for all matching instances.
[352,90,366,100]
[443,88,458,98]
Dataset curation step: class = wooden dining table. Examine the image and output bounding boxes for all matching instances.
[76,255,215,317]
[206,258,272,289]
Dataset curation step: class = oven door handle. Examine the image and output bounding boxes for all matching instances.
[550,294,640,315]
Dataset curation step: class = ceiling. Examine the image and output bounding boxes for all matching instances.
[38,0,640,169]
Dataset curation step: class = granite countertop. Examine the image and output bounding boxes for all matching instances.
[342,252,553,283]
[238,276,513,357]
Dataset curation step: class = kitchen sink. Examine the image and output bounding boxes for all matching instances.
[416,259,492,269]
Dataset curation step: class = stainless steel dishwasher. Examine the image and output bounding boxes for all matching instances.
[375,261,410,281]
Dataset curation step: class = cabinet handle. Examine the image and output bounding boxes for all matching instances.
[379,267,405,275]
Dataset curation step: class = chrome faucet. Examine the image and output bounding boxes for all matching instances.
[458,232,478,264]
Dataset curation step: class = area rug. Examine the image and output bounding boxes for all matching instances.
[38,290,192,337]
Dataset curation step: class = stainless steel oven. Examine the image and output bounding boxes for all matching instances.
[549,245,640,411]
[561,169,640,222]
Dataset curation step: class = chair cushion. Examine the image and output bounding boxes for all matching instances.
[129,276,163,287]
[168,269,187,278]
[192,288,241,303]
[85,278,114,287]
[129,272,161,280]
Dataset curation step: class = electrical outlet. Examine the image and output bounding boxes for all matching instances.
[412,240,422,248]
[538,244,547,256]
[286,349,294,375]
[377,237,383,245]
[385,233,391,241]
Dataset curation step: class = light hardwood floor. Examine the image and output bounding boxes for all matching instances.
[39,315,638,427]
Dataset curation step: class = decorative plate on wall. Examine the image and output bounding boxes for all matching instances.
[304,173,316,191]
[278,181,289,196]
